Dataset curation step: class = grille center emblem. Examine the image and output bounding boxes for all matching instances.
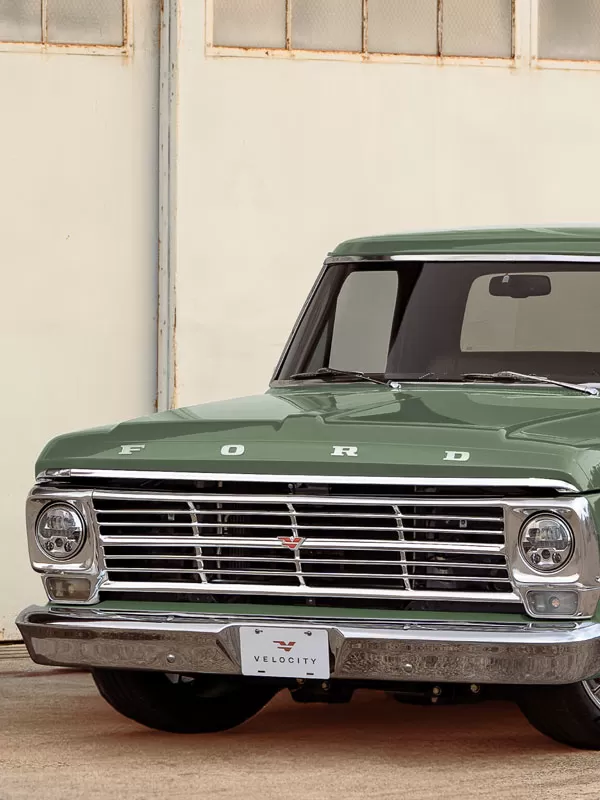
[278,536,305,550]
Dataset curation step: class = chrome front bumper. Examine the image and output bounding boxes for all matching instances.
[16,605,600,685]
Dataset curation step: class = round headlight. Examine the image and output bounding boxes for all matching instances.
[35,503,86,560]
[519,513,573,572]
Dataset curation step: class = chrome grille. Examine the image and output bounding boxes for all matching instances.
[95,488,517,604]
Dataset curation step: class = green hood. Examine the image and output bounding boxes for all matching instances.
[37,385,600,492]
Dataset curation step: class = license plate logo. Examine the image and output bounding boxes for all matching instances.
[273,640,296,652]
[240,626,330,679]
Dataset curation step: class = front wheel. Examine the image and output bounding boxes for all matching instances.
[92,669,278,733]
[517,679,600,749]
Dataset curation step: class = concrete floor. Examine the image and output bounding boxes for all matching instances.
[2,656,600,800]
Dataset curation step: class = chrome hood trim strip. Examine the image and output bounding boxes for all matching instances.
[36,469,579,493]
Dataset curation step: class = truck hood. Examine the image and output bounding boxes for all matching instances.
[37,385,600,492]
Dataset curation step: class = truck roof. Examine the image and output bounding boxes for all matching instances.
[331,225,600,258]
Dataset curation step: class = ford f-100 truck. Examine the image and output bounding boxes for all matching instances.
[17,226,600,748]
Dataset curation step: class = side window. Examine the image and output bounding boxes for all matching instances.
[291,0,363,52]
[48,0,124,46]
[461,272,600,352]
[329,270,398,373]
[0,1,42,42]
[213,0,286,48]
[211,0,513,58]
[538,0,600,61]
[0,0,125,46]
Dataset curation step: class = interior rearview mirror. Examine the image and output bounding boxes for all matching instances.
[489,274,552,299]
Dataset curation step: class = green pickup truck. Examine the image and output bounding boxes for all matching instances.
[18,226,600,748]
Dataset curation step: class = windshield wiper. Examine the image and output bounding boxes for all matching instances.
[462,370,599,397]
[290,367,390,387]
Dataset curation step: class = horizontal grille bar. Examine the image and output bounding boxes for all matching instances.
[98,522,502,535]
[103,554,505,569]
[99,580,520,603]
[100,536,504,554]
[94,490,507,508]
[104,567,510,582]
[96,509,501,522]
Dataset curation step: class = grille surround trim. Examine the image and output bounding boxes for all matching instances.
[94,488,514,602]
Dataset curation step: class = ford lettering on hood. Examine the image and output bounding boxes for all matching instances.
[38,384,600,491]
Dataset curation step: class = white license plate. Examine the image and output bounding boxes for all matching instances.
[240,626,330,679]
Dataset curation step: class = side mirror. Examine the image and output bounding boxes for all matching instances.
[489,274,552,299]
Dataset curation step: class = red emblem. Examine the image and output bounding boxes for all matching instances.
[278,536,305,550]
[274,641,296,652]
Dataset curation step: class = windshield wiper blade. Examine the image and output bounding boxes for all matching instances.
[462,371,599,397]
[290,367,390,387]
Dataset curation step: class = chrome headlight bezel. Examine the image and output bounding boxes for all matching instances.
[27,486,105,604]
[35,502,87,561]
[27,486,101,576]
[518,512,575,574]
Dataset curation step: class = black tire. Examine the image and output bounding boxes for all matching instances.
[517,680,600,749]
[92,669,278,733]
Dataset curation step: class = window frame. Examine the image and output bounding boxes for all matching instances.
[206,0,517,67]
[0,0,131,56]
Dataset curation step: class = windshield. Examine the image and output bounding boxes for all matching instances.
[276,261,600,384]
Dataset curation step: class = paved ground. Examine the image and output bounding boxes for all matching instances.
[2,655,600,800]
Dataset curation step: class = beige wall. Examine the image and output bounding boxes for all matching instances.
[174,2,600,409]
[0,1,159,638]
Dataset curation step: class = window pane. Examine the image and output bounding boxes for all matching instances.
[47,0,124,45]
[442,0,512,57]
[0,0,41,42]
[213,0,286,48]
[330,271,398,373]
[292,0,363,52]
[461,272,600,352]
[368,0,438,55]
[539,0,600,60]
